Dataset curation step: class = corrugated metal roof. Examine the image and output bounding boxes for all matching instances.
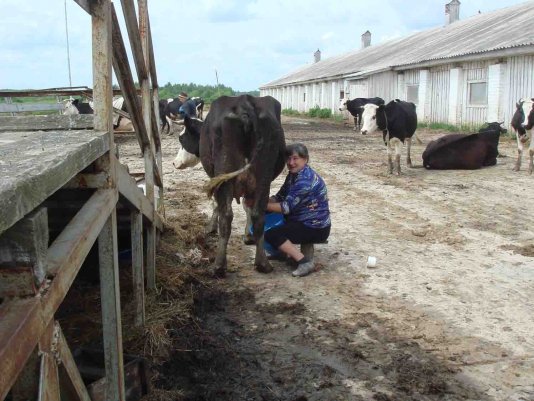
[262,1,534,88]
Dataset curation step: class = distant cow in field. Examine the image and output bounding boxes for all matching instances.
[360,99,418,175]
[422,122,507,170]
[174,96,286,277]
[339,97,385,131]
[159,99,171,135]
[510,99,534,173]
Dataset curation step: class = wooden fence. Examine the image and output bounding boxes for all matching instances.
[0,1,163,400]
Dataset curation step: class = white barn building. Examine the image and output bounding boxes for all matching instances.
[260,1,534,127]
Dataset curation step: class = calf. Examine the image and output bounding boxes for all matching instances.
[339,97,385,131]
[361,99,417,175]
[422,122,507,170]
[511,99,534,173]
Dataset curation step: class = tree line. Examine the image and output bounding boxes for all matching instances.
[159,82,259,103]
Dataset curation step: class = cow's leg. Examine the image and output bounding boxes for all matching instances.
[353,117,358,131]
[213,184,233,277]
[250,207,272,274]
[406,137,413,167]
[528,138,534,174]
[386,140,394,174]
[206,198,218,234]
[242,203,255,245]
[513,136,523,171]
[391,137,402,175]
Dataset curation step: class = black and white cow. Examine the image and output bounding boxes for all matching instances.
[511,98,534,173]
[361,99,418,175]
[173,96,286,277]
[422,122,507,170]
[63,96,128,129]
[339,97,385,131]
[172,117,202,169]
[63,98,93,115]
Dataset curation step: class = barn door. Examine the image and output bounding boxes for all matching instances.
[348,80,368,99]
[429,69,450,123]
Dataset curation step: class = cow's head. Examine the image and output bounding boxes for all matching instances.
[62,98,80,115]
[360,103,386,135]
[511,100,528,142]
[173,116,203,169]
[338,98,348,111]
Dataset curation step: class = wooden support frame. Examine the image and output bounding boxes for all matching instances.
[0,0,165,396]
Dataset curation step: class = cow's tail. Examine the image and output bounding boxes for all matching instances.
[203,163,251,198]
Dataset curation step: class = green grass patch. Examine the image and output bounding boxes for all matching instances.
[282,108,302,116]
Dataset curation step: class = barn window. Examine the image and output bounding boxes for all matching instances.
[340,90,345,100]
[407,85,419,104]
[468,81,488,105]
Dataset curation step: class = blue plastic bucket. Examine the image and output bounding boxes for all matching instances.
[249,213,285,255]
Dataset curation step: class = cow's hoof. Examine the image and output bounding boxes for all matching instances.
[255,261,274,274]
[243,235,256,245]
[212,265,226,278]
[513,166,520,172]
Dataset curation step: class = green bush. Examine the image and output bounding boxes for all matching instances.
[282,108,301,116]
[317,108,332,118]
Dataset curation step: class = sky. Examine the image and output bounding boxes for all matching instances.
[0,0,530,92]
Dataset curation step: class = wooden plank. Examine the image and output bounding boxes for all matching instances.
[98,210,126,401]
[63,172,110,189]
[147,17,158,89]
[111,4,149,151]
[0,298,45,401]
[119,0,148,82]
[0,267,36,298]
[131,210,145,326]
[11,349,40,401]
[116,162,153,222]
[0,103,64,113]
[37,322,60,401]
[38,354,60,401]
[73,0,92,15]
[0,88,131,98]
[0,115,95,132]
[57,327,92,401]
[0,129,109,234]
[0,207,48,287]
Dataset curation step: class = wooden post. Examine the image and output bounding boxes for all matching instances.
[131,210,145,326]
[92,1,125,400]
[139,0,156,289]
[38,322,60,401]
[98,211,125,401]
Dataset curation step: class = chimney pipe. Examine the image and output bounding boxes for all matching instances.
[314,49,321,63]
[445,0,460,25]
[361,31,371,49]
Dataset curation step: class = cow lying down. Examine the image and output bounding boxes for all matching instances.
[422,122,507,169]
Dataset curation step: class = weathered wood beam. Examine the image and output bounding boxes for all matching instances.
[63,172,110,189]
[111,4,149,152]
[73,0,92,15]
[147,17,158,89]
[56,327,92,401]
[116,162,153,220]
[0,298,45,401]
[0,88,132,98]
[120,0,148,82]
[98,210,126,401]
[0,103,64,113]
[0,115,95,132]
[38,322,60,401]
[131,210,145,326]
[0,208,49,289]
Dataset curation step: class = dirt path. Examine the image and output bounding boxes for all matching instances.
[119,116,534,401]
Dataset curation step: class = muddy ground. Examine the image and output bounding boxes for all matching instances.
[117,115,534,401]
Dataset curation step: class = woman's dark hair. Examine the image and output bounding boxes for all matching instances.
[285,143,309,162]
